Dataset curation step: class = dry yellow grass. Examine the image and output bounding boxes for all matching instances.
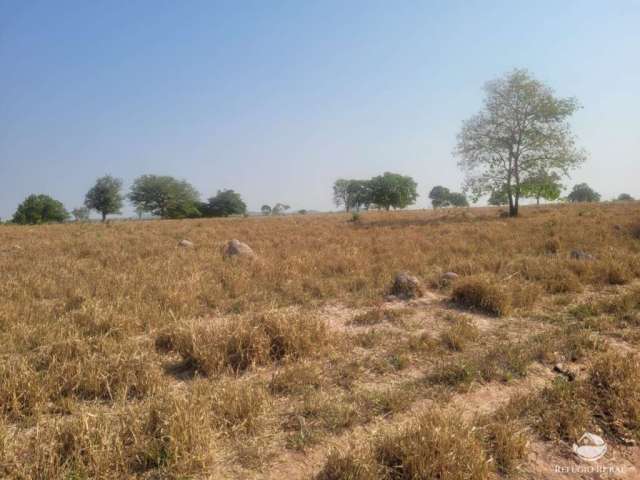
[1,202,640,478]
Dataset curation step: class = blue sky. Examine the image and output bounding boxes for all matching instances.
[1,0,639,218]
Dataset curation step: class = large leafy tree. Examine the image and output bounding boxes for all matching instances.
[368,172,418,210]
[456,69,586,217]
[567,183,600,203]
[617,193,634,202]
[520,171,563,205]
[12,194,69,224]
[128,175,201,219]
[84,175,123,221]
[202,189,247,217]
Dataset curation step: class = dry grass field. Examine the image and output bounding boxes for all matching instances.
[2,202,640,479]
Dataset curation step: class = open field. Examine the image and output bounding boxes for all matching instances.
[2,202,640,479]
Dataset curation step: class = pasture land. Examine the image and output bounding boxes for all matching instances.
[1,202,640,479]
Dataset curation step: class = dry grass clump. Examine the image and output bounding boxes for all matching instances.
[269,361,324,395]
[4,390,216,479]
[165,311,329,375]
[508,351,640,444]
[451,276,512,316]
[439,314,480,351]
[317,409,528,480]
[586,352,640,441]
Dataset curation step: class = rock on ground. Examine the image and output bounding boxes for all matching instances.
[570,249,595,260]
[390,272,424,299]
[222,239,256,259]
[178,239,194,248]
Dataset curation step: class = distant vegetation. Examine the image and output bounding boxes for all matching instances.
[4,69,636,224]
[567,183,601,203]
[333,172,418,212]
[428,186,468,208]
[12,194,69,224]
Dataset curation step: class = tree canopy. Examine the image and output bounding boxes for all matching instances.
[567,183,601,203]
[261,205,272,216]
[617,193,634,202]
[367,172,418,210]
[456,69,585,216]
[520,171,563,205]
[128,175,201,219]
[333,179,371,212]
[12,194,69,224]
[202,189,247,217]
[429,186,468,208]
[84,175,123,221]
[71,207,90,221]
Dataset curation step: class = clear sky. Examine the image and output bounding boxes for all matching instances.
[1,1,639,218]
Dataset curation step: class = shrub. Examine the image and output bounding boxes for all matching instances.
[451,276,511,316]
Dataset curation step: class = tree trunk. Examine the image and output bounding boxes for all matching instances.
[101,212,107,222]
[536,195,540,206]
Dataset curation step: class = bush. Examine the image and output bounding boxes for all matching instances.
[451,276,511,316]
[12,194,69,224]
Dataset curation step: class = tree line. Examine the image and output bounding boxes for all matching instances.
[9,175,251,224]
[5,69,636,225]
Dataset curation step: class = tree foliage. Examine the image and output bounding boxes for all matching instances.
[261,205,272,216]
[71,207,90,221]
[520,171,563,205]
[12,194,69,224]
[429,186,452,208]
[128,175,201,219]
[567,183,600,203]
[201,189,247,217]
[368,172,418,210]
[488,186,509,206]
[333,179,371,212]
[429,186,468,208]
[617,193,634,202]
[84,175,123,221]
[456,69,585,216]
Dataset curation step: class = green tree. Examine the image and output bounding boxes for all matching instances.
[202,189,247,217]
[368,172,418,210]
[617,193,634,202]
[448,192,469,207]
[567,183,600,203]
[520,171,563,205]
[261,205,272,216]
[71,207,90,221]
[84,175,123,221]
[429,186,451,208]
[128,175,201,219]
[12,194,69,224]
[456,69,585,217]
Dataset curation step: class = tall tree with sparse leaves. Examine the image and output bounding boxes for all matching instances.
[456,69,586,217]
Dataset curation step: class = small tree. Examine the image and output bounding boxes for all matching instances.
[456,69,585,217]
[617,193,634,202]
[84,175,123,222]
[448,192,469,207]
[520,171,563,205]
[272,203,290,215]
[333,179,371,212]
[71,207,90,221]
[368,172,418,210]
[203,189,247,217]
[128,175,201,219]
[429,186,451,208]
[12,194,69,224]
[261,205,272,216]
[567,183,600,203]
